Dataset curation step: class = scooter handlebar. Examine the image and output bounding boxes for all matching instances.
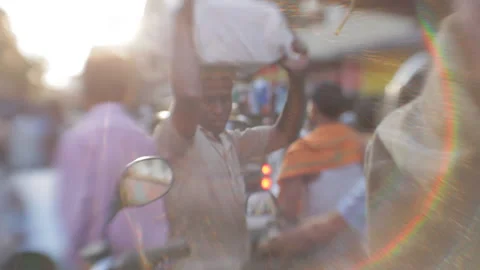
[109,239,190,270]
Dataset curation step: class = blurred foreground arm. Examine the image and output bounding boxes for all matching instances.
[258,212,346,257]
[262,179,366,257]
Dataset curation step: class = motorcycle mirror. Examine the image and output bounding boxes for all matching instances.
[106,156,174,225]
[120,156,173,207]
[85,156,174,265]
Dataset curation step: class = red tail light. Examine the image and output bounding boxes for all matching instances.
[261,177,272,190]
[260,163,272,190]
[261,164,272,175]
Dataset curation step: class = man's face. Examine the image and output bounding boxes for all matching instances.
[200,75,234,135]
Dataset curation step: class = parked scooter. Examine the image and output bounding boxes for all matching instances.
[245,189,289,269]
[81,156,190,270]
[246,190,280,245]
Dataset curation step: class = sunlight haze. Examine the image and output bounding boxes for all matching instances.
[1,0,147,88]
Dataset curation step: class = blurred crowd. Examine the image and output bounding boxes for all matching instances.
[0,28,416,270]
[0,53,384,270]
[3,0,480,269]
[0,99,63,172]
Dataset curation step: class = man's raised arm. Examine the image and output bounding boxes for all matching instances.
[227,40,308,164]
[169,0,201,139]
[266,40,309,153]
[154,0,200,159]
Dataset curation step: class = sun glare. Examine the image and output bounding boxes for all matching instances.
[1,0,147,88]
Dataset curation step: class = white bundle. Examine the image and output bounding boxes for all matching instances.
[191,0,296,65]
[137,0,296,73]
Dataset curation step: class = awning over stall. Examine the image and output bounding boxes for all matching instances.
[296,8,422,60]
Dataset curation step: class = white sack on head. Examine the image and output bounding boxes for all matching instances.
[136,0,296,75]
[192,0,296,65]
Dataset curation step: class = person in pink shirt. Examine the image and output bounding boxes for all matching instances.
[55,48,169,270]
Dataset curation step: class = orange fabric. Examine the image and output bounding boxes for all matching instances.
[278,123,363,182]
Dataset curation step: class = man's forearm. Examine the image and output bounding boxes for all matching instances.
[275,73,306,144]
[169,2,202,138]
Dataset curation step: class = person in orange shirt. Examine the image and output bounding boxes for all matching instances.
[259,83,366,269]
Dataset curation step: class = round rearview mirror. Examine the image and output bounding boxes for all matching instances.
[120,156,173,207]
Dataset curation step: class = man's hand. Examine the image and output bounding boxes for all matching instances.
[280,38,310,75]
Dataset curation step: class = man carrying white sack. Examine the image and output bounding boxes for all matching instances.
[153,0,309,269]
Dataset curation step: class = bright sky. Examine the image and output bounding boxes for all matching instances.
[1,0,147,88]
